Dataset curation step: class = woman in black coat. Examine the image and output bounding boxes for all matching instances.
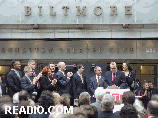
[39,66,57,92]
[122,60,136,88]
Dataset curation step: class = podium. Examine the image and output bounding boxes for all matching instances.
[102,89,130,101]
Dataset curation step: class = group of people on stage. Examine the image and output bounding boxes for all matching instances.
[1,59,158,107]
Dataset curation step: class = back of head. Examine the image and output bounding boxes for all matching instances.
[94,87,105,101]
[65,107,87,118]
[151,94,158,101]
[0,95,12,103]
[101,94,114,111]
[147,100,158,116]
[106,85,120,89]
[0,102,15,118]
[19,90,29,102]
[61,94,71,107]
[119,104,138,118]
[38,90,55,112]
[79,92,91,106]
[80,105,98,118]
[51,92,61,105]
[18,101,30,118]
[122,91,135,105]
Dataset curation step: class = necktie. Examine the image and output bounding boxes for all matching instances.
[112,73,115,85]
[98,76,100,87]
[33,70,40,88]
[52,73,54,79]
[80,75,83,83]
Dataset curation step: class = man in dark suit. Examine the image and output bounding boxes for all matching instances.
[99,94,119,118]
[73,64,87,105]
[55,62,73,95]
[49,62,56,79]
[89,66,108,103]
[21,66,39,99]
[148,81,158,98]
[0,77,6,98]
[7,60,22,97]
[104,62,126,89]
[28,60,42,102]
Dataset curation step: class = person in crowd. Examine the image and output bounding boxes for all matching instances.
[119,104,138,118]
[89,66,108,103]
[18,101,30,118]
[0,95,12,103]
[19,90,29,102]
[80,105,98,118]
[138,82,151,109]
[78,92,91,106]
[0,102,15,118]
[148,81,158,98]
[100,94,119,118]
[135,79,143,95]
[151,94,158,101]
[147,100,158,118]
[0,77,6,98]
[37,90,55,118]
[64,107,87,118]
[7,60,22,97]
[39,66,57,92]
[28,60,42,102]
[73,64,87,105]
[51,91,61,105]
[122,60,136,88]
[13,92,20,104]
[91,87,105,117]
[21,66,39,99]
[55,62,73,95]
[104,62,126,89]
[49,104,65,118]
[49,62,56,80]
[60,94,71,108]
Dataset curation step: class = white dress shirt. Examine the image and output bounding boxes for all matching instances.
[96,75,101,83]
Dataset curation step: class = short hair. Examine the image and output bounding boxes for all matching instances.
[110,62,116,68]
[94,66,100,72]
[18,101,30,118]
[94,88,105,100]
[42,66,50,76]
[79,92,91,106]
[38,90,55,112]
[19,90,29,101]
[151,94,158,101]
[0,95,12,103]
[133,99,146,114]
[77,64,84,69]
[49,62,55,67]
[106,85,120,89]
[0,103,15,118]
[11,60,19,68]
[147,100,158,115]
[101,94,114,111]
[28,60,35,65]
[49,104,64,118]
[119,104,138,118]
[23,66,32,73]
[122,91,135,105]
[65,107,87,118]
[60,94,71,107]
[123,60,133,71]
[57,62,65,69]
[148,81,152,84]
[80,105,98,118]
[51,92,61,105]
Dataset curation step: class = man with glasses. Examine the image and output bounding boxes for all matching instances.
[104,62,126,89]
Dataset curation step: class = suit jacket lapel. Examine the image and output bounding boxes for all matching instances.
[25,75,32,84]
[93,76,98,88]
[13,71,21,82]
[109,71,112,86]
